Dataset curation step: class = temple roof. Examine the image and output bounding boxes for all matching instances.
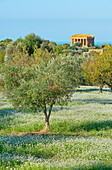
[71,34,95,38]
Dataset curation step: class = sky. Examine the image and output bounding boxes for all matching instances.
[0,0,112,43]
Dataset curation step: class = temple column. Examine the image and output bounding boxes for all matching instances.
[86,38,88,47]
[82,39,84,47]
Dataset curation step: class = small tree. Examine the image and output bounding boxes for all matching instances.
[3,50,81,130]
[83,54,104,92]
[83,47,112,92]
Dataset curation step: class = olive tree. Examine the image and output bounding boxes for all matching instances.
[3,49,81,130]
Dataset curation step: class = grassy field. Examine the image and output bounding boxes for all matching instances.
[0,86,112,169]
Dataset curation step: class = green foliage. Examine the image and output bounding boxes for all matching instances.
[32,48,54,65]
[40,40,50,52]
[48,42,57,53]
[2,49,81,130]
[0,79,4,90]
[23,33,42,55]
[3,53,80,112]
[0,38,12,43]
[74,42,82,47]
[0,49,5,65]
[6,41,17,58]
[83,54,104,88]
[0,44,5,51]
[83,46,112,90]
[0,50,5,89]
[77,49,83,55]
[16,42,25,53]
[63,46,89,56]
[81,47,88,52]
[15,37,23,43]
[54,45,63,55]
[62,43,70,49]
[68,44,77,50]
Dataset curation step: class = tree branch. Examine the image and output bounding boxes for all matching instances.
[48,101,54,120]
[43,103,48,121]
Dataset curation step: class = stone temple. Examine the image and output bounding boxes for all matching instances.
[71,34,95,47]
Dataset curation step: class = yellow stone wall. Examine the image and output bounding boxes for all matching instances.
[88,49,105,55]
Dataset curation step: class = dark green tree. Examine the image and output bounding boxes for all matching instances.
[23,33,42,55]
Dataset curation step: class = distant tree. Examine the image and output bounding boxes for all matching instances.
[0,39,13,48]
[48,42,57,52]
[5,38,12,42]
[55,45,63,55]
[68,44,77,50]
[23,33,42,55]
[3,50,81,130]
[83,47,112,92]
[15,37,23,43]
[62,43,70,49]
[40,40,50,52]
[83,55,104,92]
[49,42,57,46]
[1,38,12,43]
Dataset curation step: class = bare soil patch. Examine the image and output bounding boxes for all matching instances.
[16,129,58,136]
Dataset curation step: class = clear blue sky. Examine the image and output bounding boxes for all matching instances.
[0,0,112,43]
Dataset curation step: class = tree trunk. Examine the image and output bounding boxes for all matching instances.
[45,119,50,130]
[44,105,49,131]
[43,102,54,131]
[99,84,103,93]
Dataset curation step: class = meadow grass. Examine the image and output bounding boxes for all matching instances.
[0,86,112,169]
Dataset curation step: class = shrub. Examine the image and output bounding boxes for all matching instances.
[68,45,77,50]
[74,42,82,47]
[62,43,70,49]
